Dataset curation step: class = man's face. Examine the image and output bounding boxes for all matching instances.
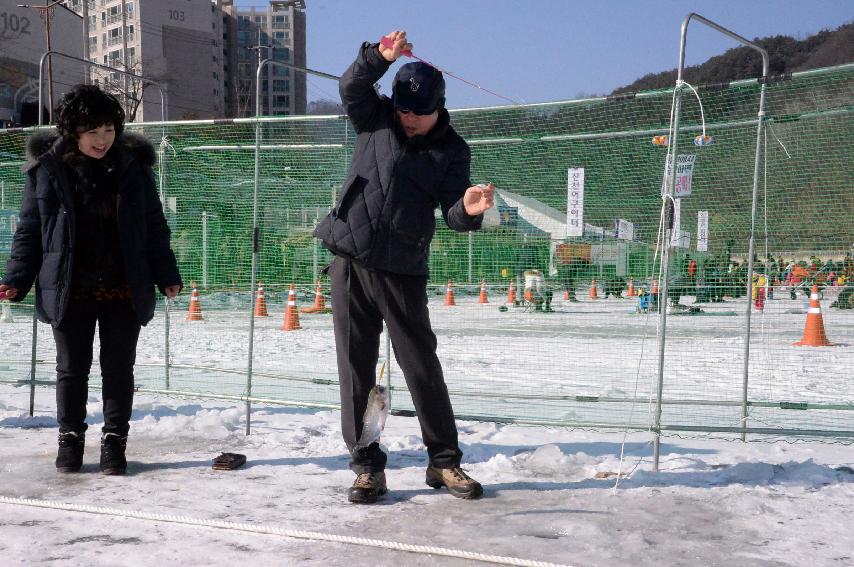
[76,123,116,159]
[396,109,438,138]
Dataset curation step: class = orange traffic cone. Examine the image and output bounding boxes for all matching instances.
[626,278,636,297]
[507,281,516,304]
[478,279,489,304]
[793,284,834,346]
[300,281,331,314]
[254,281,268,317]
[589,278,599,299]
[445,279,456,306]
[187,282,203,321]
[282,284,302,331]
[564,289,570,301]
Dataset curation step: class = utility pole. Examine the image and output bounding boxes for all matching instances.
[120,0,130,118]
[18,0,65,122]
[247,27,273,117]
[81,0,90,84]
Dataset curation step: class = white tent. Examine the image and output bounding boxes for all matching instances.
[485,188,566,240]
[485,188,626,276]
[485,188,568,276]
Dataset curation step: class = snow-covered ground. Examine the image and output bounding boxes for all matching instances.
[1,289,853,565]
[1,384,853,566]
[2,285,853,431]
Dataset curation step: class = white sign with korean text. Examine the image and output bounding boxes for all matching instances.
[697,210,709,252]
[670,198,681,246]
[674,230,691,249]
[566,168,584,237]
[616,218,634,241]
[663,154,697,197]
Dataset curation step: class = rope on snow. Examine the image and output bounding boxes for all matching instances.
[0,495,578,567]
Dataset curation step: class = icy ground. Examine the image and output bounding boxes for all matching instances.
[1,383,853,567]
[1,284,853,565]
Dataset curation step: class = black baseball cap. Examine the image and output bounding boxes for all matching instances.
[392,62,446,115]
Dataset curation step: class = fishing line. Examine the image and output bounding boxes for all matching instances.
[766,121,792,159]
[380,37,523,105]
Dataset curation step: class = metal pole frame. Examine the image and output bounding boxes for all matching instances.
[37,51,168,125]
[245,58,341,435]
[157,139,172,391]
[28,304,38,416]
[653,13,769,470]
[202,212,209,290]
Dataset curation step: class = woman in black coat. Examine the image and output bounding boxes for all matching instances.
[0,85,182,475]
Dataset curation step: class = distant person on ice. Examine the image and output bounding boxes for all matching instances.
[314,30,494,503]
[0,85,182,475]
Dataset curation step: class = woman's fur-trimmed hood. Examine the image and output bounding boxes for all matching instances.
[24,130,157,171]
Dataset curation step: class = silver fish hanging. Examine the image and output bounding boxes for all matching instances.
[355,363,390,449]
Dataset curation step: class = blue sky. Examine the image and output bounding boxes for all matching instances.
[236,0,853,108]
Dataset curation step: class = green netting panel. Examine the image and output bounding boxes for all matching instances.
[0,63,852,439]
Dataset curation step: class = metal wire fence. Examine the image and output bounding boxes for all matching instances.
[1,61,852,441]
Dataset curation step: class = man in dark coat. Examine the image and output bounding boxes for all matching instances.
[1,85,181,475]
[314,30,494,503]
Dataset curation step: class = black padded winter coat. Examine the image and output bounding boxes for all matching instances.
[2,131,182,326]
[313,42,483,276]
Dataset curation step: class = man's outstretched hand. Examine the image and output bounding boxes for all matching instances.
[378,30,412,62]
[464,183,495,217]
[0,284,17,300]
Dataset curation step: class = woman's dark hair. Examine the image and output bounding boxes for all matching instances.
[55,84,125,140]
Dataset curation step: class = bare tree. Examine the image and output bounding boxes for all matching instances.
[307,99,343,115]
[94,60,169,123]
[235,77,254,118]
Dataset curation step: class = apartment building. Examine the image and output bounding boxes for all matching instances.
[221,0,306,117]
[7,0,308,123]
[0,2,83,126]
[67,0,225,121]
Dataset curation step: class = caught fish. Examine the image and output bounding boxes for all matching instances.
[355,363,391,449]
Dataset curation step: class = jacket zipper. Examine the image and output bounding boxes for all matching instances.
[366,138,405,265]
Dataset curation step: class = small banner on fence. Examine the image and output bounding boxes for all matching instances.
[566,168,584,237]
[585,223,605,239]
[0,210,19,254]
[663,154,697,197]
[670,198,682,246]
[677,230,691,249]
[697,210,709,252]
[615,218,634,241]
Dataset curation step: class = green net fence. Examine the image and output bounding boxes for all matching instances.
[1,62,852,440]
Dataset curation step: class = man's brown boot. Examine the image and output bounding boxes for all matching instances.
[348,471,387,504]
[425,466,483,499]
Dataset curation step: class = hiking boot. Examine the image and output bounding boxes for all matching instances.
[425,466,483,499]
[100,433,128,475]
[348,471,387,504]
[56,432,85,473]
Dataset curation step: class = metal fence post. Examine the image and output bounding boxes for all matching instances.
[28,302,38,416]
[654,14,771,469]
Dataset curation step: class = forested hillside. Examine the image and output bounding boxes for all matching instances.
[612,22,854,94]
